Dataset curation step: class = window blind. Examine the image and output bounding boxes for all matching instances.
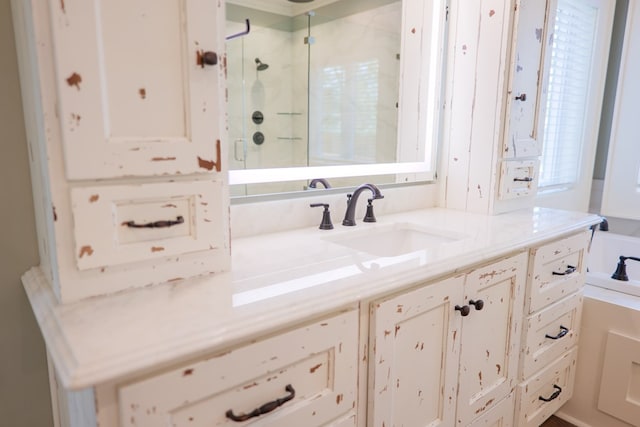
[539,0,598,190]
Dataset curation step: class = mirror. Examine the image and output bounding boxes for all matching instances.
[226,0,446,196]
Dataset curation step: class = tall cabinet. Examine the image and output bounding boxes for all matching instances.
[12,0,231,304]
[443,0,552,214]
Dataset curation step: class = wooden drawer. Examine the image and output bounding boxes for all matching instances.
[117,310,359,427]
[527,231,589,313]
[515,348,577,427]
[498,159,539,200]
[520,292,582,380]
[70,180,224,270]
[467,392,515,427]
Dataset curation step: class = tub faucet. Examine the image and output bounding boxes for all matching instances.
[612,255,640,281]
[342,183,384,226]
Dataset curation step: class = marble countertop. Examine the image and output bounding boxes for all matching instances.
[23,207,600,389]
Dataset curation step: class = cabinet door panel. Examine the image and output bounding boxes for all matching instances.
[370,275,464,427]
[457,253,527,425]
[49,0,223,179]
[504,0,551,158]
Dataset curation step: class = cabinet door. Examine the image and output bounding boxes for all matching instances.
[457,253,527,425]
[503,0,551,158]
[48,0,224,179]
[369,275,464,427]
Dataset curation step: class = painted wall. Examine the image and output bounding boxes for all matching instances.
[0,0,53,425]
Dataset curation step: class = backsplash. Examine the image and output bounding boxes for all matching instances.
[230,182,438,238]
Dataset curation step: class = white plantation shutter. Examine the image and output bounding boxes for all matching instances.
[536,0,614,212]
[539,0,598,190]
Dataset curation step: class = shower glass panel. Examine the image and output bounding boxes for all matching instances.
[226,1,402,196]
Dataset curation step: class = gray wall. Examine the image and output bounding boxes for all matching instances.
[594,0,629,180]
[0,0,54,425]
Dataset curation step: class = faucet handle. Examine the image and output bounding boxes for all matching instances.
[310,203,334,230]
[363,199,377,223]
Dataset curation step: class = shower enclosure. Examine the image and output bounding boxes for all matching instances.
[226,1,402,196]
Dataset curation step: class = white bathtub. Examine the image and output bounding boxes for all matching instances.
[587,231,640,297]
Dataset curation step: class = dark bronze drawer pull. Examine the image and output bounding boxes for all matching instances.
[123,216,184,229]
[552,265,576,276]
[513,177,533,182]
[226,384,295,422]
[538,384,562,402]
[545,325,569,340]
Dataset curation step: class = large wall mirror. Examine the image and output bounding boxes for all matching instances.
[226,0,447,197]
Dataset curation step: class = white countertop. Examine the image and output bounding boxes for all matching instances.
[23,207,600,390]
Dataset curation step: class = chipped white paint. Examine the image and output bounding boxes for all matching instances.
[515,347,577,427]
[70,180,224,270]
[498,158,539,200]
[526,231,589,313]
[115,310,358,427]
[467,392,515,427]
[369,275,464,427]
[48,0,225,180]
[504,0,552,159]
[442,0,554,214]
[520,291,582,380]
[456,252,526,425]
[11,0,231,303]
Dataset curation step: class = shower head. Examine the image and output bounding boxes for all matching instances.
[255,58,269,71]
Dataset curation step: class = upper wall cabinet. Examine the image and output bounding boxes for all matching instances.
[503,0,551,159]
[49,0,224,180]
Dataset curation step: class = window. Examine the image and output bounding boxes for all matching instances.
[539,0,598,191]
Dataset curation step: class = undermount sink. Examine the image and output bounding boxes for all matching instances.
[325,222,466,257]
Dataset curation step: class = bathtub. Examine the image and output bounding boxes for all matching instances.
[587,231,640,297]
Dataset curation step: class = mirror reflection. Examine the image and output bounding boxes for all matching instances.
[226,0,443,196]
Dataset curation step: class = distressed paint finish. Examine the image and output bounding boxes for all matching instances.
[70,180,224,271]
[369,275,464,427]
[515,347,577,427]
[116,310,359,427]
[456,252,527,425]
[520,291,582,380]
[12,0,231,304]
[526,231,589,313]
[466,391,515,427]
[504,0,552,159]
[443,0,515,213]
[48,0,225,180]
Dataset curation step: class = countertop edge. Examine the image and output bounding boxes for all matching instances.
[24,211,602,389]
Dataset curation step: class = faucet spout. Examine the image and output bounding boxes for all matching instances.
[342,183,384,226]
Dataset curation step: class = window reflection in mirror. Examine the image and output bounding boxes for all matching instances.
[225,0,446,197]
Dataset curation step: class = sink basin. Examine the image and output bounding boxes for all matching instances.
[326,222,465,257]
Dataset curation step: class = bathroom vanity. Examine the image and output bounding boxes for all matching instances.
[11,0,601,425]
[23,207,598,426]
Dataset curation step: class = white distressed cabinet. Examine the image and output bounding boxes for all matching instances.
[515,231,590,426]
[369,252,526,426]
[12,0,231,303]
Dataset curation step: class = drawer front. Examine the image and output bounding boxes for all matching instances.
[70,180,224,270]
[498,159,539,200]
[521,292,582,380]
[516,348,577,427]
[467,392,515,427]
[118,310,359,427]
[527,231,589,313]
